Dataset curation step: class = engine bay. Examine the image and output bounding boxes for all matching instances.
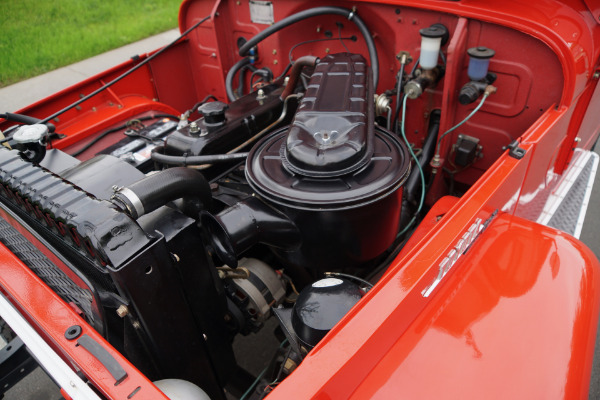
[0,1,568,398]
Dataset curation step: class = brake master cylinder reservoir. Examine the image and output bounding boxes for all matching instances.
[467,46,496,80]
[418,25,446,70]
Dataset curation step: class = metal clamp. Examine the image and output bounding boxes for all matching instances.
[502,140,526,160]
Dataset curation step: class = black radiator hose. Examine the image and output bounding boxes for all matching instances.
[280,55,319,99]
[405,110,440,204]
[201,197,301,268]
[0,112,56,133]
[111,167,212,219]
[238,6,379,89]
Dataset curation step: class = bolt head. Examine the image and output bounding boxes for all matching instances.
[116,305,129,318]
[189,121,200,134]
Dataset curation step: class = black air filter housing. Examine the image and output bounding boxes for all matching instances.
[202,54,410,276]
[245,54,410,273]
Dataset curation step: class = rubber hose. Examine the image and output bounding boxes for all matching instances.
[226,58,251,102]
[238,6,379,89]
[280,56,318,99]
[112,167,212,219]
[150,148,249,166]
[1,112,56,133]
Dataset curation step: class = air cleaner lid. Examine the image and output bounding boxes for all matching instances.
[283,53,373,177]
[246,126,410,210]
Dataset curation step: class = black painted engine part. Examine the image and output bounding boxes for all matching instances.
[203,53,410,274]
[0,148,236,399]
[201,196,301,269]
[274,277,364,356]
[111,167,212,219]
[164,84,285,157]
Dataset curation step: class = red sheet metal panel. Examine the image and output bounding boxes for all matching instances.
[268,213,600,399]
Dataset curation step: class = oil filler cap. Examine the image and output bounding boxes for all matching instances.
[198,101,228,130]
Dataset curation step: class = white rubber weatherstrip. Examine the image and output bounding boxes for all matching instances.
[0,293,101,400]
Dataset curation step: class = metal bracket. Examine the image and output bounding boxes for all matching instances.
[0,336,38,394]
[396,51,413,65]
[503,140,526,159]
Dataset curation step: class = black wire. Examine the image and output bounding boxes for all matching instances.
[250,73,264,89]
[271,346,292,386]
[275,63,293,81]
[439,50,447,66]
[3,126,18,137]
[392,63,406,134]
[0,125,17,144]
[250,70,261,86]
[337,23,350,53]
[190,95,218,114]
[150,148,249,166]
[410,58,420,77]
[69,114,177,157]
[249,68,274,89]
[39,15,211,125]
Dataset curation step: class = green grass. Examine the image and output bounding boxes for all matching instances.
[0,0,181,87]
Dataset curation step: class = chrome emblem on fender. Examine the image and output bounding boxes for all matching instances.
[422,211,497,297]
